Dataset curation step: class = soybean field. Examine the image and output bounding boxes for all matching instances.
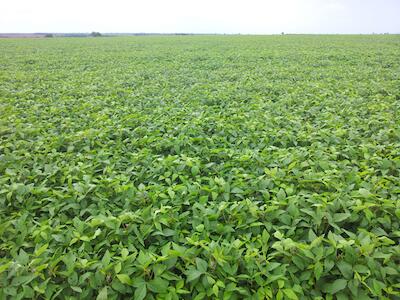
[0,35,399,299]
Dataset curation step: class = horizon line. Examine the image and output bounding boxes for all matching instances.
[1,32,399,35]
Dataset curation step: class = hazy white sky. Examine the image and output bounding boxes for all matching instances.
[1,0,399,34]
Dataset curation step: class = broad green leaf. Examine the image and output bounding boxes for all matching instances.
[322,279,347,294]
[34,244,49,256]
[191,166,200,176]
[0,262,11,274]
[283,289,298,300]
[96,287,108,300]
[134,283,147,300]
[337,261,353,279]
[116,274,132,285]
[186,269,203,282]
[196,258,208,273]
[314,261,323,280]
[148,277,169,293]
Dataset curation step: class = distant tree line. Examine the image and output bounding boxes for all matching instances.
[43,32,103,38]
[90,32,102,37]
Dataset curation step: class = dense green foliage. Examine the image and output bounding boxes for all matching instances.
[0,35,399,299]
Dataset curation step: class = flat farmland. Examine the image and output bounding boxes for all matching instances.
[0,35,399,299]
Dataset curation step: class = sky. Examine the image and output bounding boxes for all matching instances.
[1,0,399,34]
